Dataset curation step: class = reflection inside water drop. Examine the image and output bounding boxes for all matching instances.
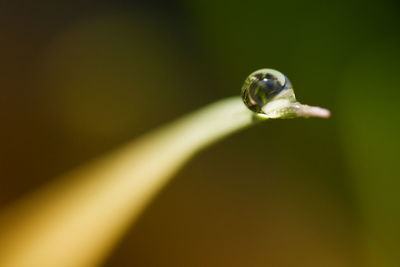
[241,69,293,113]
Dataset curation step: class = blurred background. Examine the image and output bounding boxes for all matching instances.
[1,0,399,266]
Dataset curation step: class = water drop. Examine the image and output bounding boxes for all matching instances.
[241,69,293,113]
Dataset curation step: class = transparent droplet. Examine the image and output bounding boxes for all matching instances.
[241,69,293,113]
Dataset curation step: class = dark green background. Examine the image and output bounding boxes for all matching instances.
[1,1,399,266]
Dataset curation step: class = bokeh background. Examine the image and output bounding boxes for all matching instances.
[1,0,399,266]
